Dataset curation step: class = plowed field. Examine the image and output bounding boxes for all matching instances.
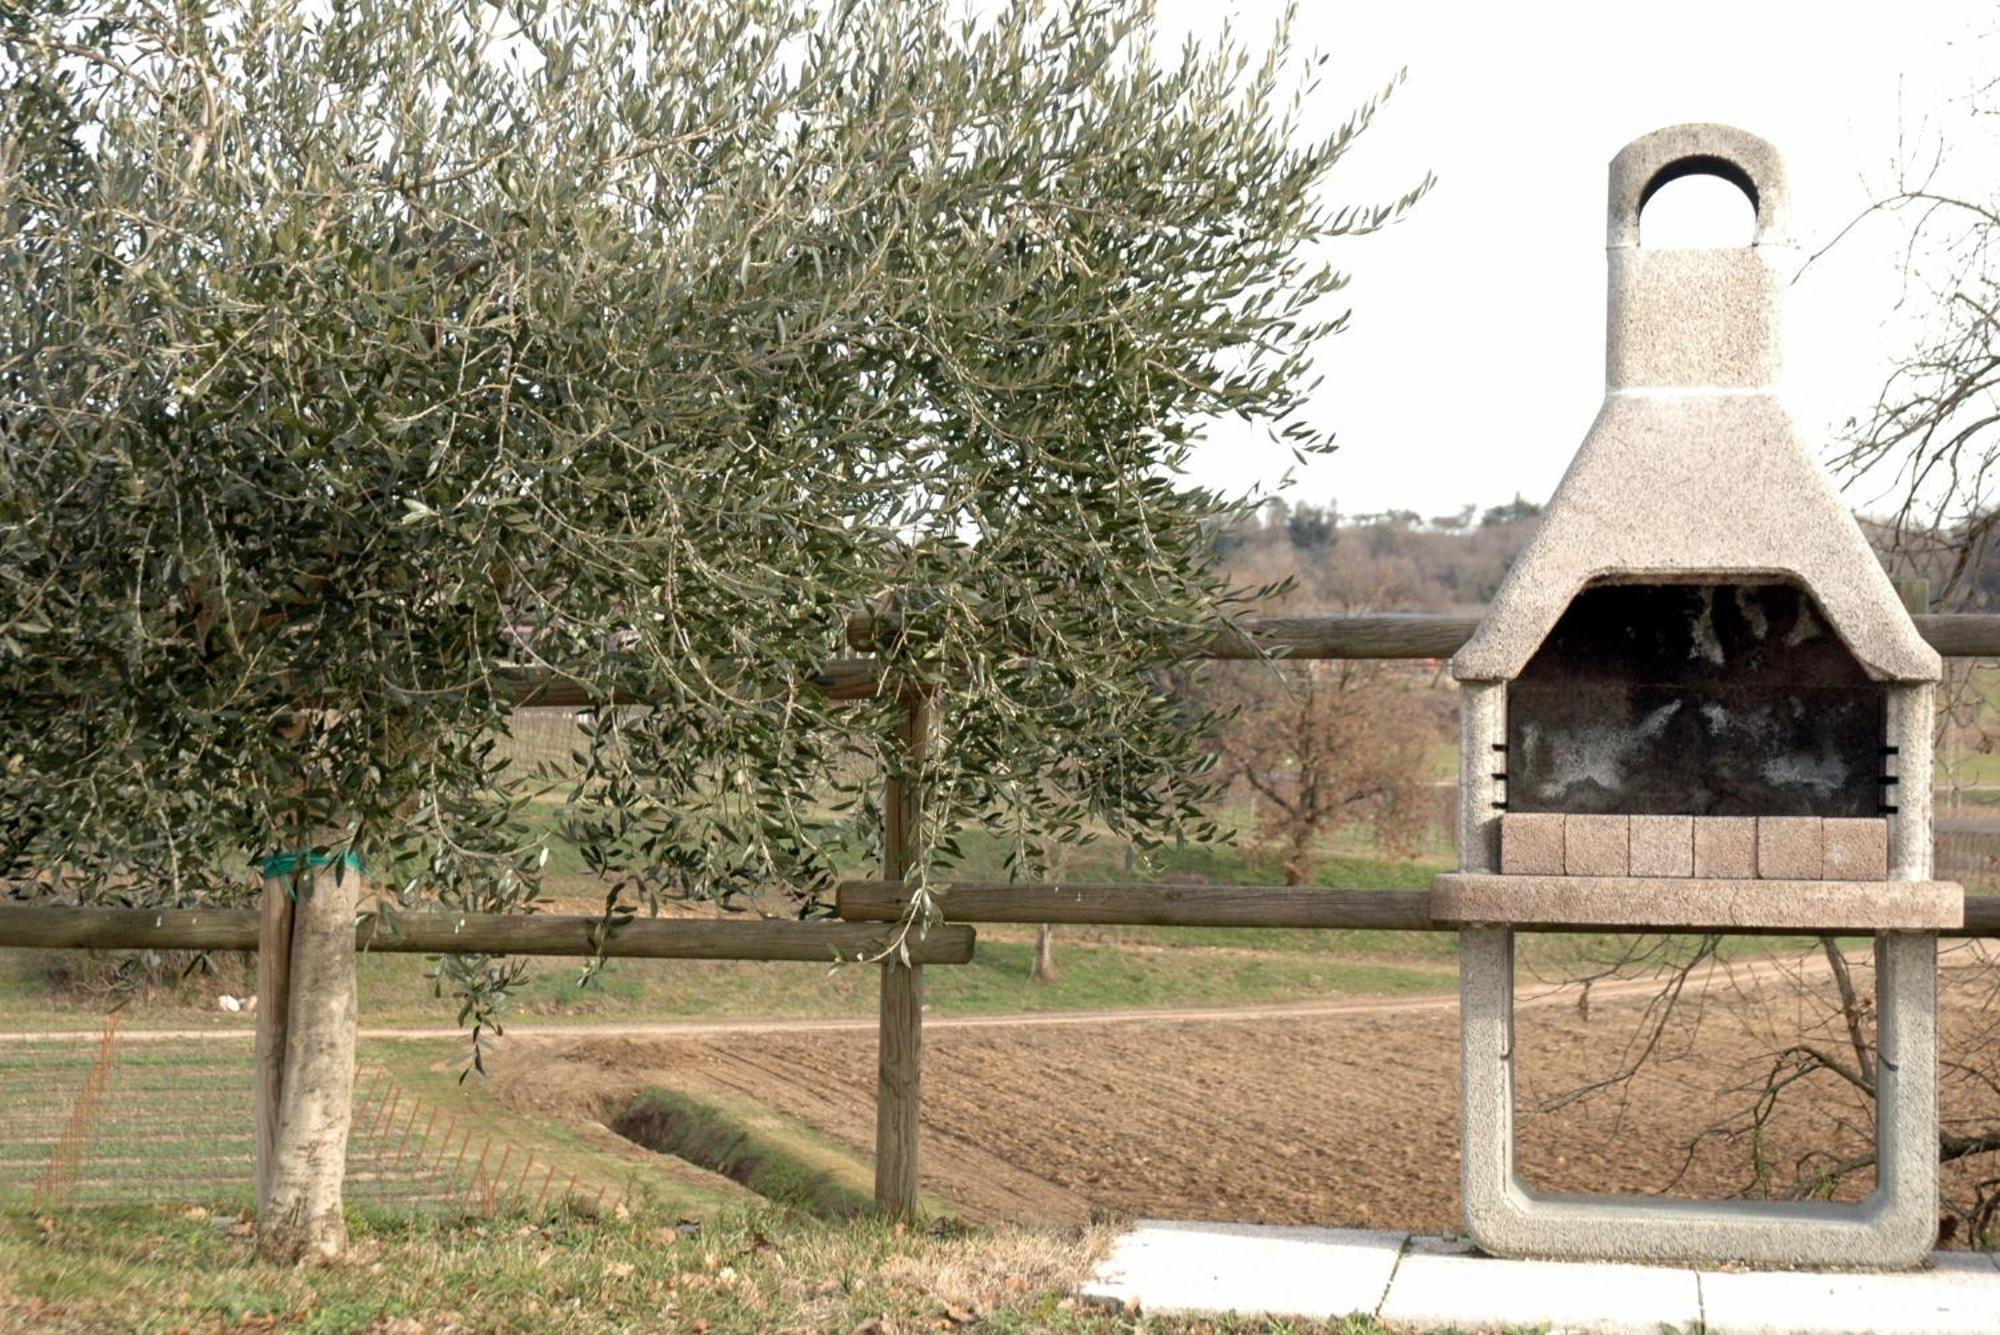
[498,944,2000,1237]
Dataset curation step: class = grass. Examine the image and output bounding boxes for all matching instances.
[1941,751,2000,786]
[0,801,1886,1331]
[0,1203,1436,1334]
[0,925,1462,1035]
[503,790,1464,888]
[394,922,1455,1030]
[937,938,1455,1011]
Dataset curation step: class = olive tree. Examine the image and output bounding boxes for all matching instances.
[0,0,1423,1261]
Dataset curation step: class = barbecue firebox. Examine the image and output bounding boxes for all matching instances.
[1433,125,1963,1267]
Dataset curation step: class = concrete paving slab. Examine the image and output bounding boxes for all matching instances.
[1380,1247,1700,1333]
[1701,1257,2000,1335]
[1079,1219,1405,1320]
[1085,1222,2000,1333]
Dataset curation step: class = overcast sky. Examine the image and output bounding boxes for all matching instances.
[1156,1,1993,522]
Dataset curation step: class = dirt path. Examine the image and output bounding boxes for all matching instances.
[0,957,1824,1045]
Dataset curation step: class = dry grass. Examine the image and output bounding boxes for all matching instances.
[0,1200,1528,1332]
[0,1203,1291,1333]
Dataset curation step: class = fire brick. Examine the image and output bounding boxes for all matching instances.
[1692,817,1758,879]
[1630,815,1694,877]
[1564,814,1631,877]
[1756,817,1824,880]
[1500,814,1566,876]
[1823,818,1889,881]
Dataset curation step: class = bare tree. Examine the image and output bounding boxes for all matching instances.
[1212,659,1437,884]
[1205,544,1445,885]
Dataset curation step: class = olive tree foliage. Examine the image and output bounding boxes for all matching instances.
[0,0,1424,1027]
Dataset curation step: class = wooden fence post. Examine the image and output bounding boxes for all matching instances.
[252,877,295,1218]
[875,691,929,1220]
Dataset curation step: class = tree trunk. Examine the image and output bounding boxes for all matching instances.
[1031,922,1059,983]
[256,859,359,1264]
[1282,825,1312,886]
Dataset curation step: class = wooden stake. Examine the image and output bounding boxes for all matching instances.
[426,1117,456,1181]
[485,1145,513,1214]
[875,957,923,1218]
[357,1067,384,1113]
[411,1107,438,1174]
[253,878,295,1218]
[36,1009,121,1211]
[390,1099,421,1172]
[449,1129,473,1201]
[533,1163,557,1215]
[463,1140,491,1213]
[874,691,929,1220]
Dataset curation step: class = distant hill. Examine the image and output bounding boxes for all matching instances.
[1215,499,1541,615]
[1220,499,1984,614]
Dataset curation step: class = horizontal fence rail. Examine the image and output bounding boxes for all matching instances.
[767,612,2000,704]
[0,906,975,963]
[499,614,2000,709]
[840,880,1433,929]
[1911,614,2000,657]
[10,887,1992,951]
[846,611,1489,661]
[847,611,2000,662]
[835,879,2000,938]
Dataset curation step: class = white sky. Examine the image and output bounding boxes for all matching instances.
[1158,0,1995,522]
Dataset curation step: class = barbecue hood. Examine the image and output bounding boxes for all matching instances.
[1454,123,1937,688]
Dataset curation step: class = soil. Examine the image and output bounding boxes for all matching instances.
[493,947,2000,1240]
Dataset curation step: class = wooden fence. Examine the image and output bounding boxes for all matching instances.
[7,609,2000,1221]
[833,878,2000,936]
[0,906,974,963]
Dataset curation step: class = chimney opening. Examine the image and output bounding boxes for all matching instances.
[1638,158,1758,248]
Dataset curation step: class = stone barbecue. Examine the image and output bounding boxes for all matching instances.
[1433,124,1963,1268]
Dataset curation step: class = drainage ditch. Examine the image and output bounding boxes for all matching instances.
[609,1087,874,1219]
